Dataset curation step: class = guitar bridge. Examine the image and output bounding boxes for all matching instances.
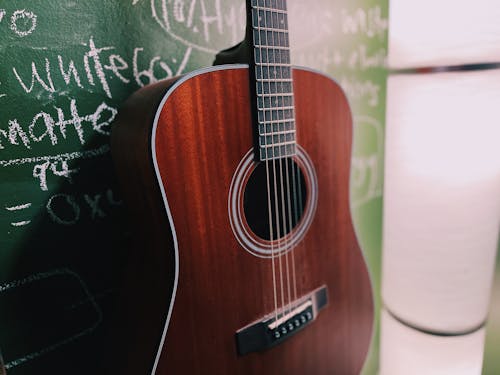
[235,286,328,355]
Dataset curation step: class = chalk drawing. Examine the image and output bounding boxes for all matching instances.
[10,9,37,37]
[65,288,113,311]
[0,269,102,370]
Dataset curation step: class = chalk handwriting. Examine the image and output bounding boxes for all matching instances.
[294,46,334,73]
[295,46,386,73]
[84,194,106,220]
[33,160,78,191]
[135,0,246,53]
[341,6,388,40]
[46,194,80,225]
[1,269,102,370]
[0,99,116,150]
[0,81,7,99]
[339,76,380,107]
[348,45,387,70]
[2,9,38,37]
[46,188,121,226]
[10,221,31,227]
[11,37,192,99]
[0,144,109,168]
[5,203,32,211]
[351,115,383,207]
[5,203,32,227]
[58,56,84,88]
[13,58,56,94]
[5,186,120,229]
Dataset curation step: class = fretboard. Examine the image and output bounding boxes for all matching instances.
[250,0,296,161]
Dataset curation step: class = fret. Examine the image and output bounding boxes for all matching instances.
[251,0,287,12]
[252,25,287,32]
[257,78,292,83]
[254,49,291,65]
[256,81,293,95]
[259,120,295,134]
[259,127,295,137]
[257,92,293,97]
[251,9,288,30]
[259,132,295,147]
[258,108,294,119]
[258,96,293,110]
[259,105,295,112]
[250,0,296,161]
[252,30,290,48]
[260,140,296,149]
[258,102,294,113]
[260,144,296,161]
[255,65,291,80]
[259,122,295,137]
[258,95,293,110]
[257,108,294,122]
[255,61,290,67]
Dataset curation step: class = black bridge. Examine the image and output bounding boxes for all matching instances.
[235,286,328,355]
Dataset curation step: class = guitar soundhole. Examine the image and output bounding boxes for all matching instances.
[243,158,307,241]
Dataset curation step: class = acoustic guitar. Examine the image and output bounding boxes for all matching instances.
[111,0,374,374]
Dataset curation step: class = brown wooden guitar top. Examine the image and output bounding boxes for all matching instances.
[111,65,373,375]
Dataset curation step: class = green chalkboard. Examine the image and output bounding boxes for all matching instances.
[0,0,387,374]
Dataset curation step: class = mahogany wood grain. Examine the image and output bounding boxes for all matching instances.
[111,66,374,374]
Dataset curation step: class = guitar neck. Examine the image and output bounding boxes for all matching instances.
[247,0,296,161]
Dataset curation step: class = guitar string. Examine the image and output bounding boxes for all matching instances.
[255,1,279,323]
[260,1,286,320]
[271,0,294,317]
[281,0,301,311]
[278,0,298,314]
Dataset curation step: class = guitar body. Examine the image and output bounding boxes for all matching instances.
[111,65,373,374]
